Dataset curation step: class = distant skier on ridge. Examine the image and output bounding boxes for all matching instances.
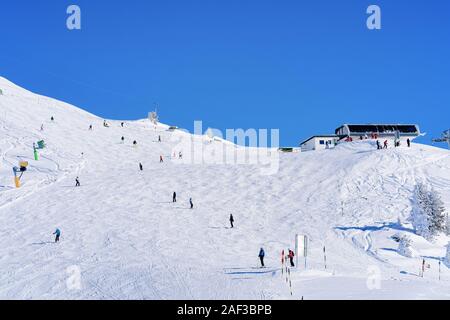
[189,198,194,209]
[173,192,177,203]
[75,177,80,187]
[229,214,234,228]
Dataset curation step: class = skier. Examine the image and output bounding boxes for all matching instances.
[173,192,177,203]
[407,138,411,148]
[160,155,164,163]
[139,163,143,171]
[121,122,124,127]
[189,198,194,209]
[89,124,93,131]
[40,124,44,131]
[103,120,109,127]
[258,248,265,268]
[376,140,381,150]
[133,140,137,146]
[179,151,183,159]
[158,135,161,143]
[288,249,295,267]
[383,140,388,149]
[229,214,234,228]
[121,136,125,143]
[75,177,80,187]
[53,228,61,243]
[51,116,54,122]
[422,259,426,277]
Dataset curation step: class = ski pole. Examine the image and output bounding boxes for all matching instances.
[439,261,441,281]
[288,268,293,296]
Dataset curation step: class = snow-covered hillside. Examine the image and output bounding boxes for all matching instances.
[1,76,450,300]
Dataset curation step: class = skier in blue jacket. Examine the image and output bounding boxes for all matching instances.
[259,248,265,267]
[53,228,61,243]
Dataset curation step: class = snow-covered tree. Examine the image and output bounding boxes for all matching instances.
[410,183,432,239]
[446,213,450,236]
[409,183,447,241]
[445,242,450,267]
[428,190,447,236]
[397,235,416,258]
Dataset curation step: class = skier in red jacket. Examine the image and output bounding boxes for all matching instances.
[288,249,295,267]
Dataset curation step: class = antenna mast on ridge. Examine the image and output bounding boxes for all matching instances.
[149,102,159,126]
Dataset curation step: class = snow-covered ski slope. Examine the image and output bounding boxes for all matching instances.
[1,76,450,300]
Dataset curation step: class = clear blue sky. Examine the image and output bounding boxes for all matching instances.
[1,0,449,147]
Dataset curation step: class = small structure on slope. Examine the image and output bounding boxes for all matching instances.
[299,135,338,152]
[278,147,300,153]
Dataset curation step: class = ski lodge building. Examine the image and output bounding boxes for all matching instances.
[300,124,421,152]
[300,135,339,152]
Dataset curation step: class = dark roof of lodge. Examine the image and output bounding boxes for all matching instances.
[335,124,419,135]
[300,135,338,146]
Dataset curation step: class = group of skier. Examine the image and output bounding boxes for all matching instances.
[258,248,295,269]
[376,138,412,150]
[376,140,388,150]
[172,192,194,209]
[48,117,287,271]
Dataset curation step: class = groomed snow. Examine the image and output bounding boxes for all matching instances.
[1,76,450,300]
